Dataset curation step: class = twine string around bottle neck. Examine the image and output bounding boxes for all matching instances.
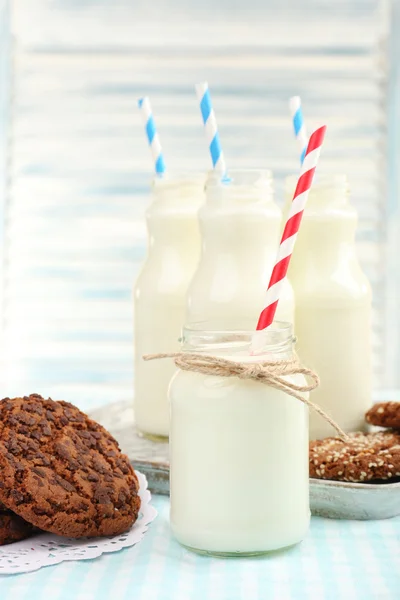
[143,352,348,440]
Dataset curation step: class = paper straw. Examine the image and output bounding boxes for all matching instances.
[289,96,308,164]
[195,82,227,174]
[256,125,327,332]
[138,97,166,175]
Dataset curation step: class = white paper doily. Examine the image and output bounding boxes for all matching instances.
[0,471,157,575]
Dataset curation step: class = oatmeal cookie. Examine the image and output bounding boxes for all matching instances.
[365,402,400,430]
[309,431,400,483]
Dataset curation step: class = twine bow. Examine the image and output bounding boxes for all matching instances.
[143,353,348,440]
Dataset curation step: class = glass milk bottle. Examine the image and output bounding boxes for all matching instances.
[187,170,294,325]
[169,320,310,555]
[134,174,204,438]
[286,175,372,440]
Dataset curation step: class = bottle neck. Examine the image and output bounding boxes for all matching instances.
[201,172,280,256]
[198,211,282,262]
[146,176,204,249]
[182,321,295,361]
[289,219,362,289]
[286,174,350,210]
[149,173,204,212]
[205,169,274,208]
[286,174,359,262]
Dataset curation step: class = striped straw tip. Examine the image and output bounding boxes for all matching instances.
[289,96,301,110]
[255,123,327,333]
[306,125,327,154]
[137,95,166,175]
[195,81,209,96]
[195,82,226,174]
[315,124,327,136]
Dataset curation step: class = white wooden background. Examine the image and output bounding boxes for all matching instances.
[0,0,399,411]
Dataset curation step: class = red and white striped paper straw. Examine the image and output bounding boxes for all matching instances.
[256,125,327,331]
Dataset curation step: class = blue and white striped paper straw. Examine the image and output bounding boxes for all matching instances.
[195,82,227,174]
[138,97,166,175]
[289,96,308,164]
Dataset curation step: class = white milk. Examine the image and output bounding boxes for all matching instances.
[169,322,310,555]
[187,170,294,326]
[285,175,372,440]
[134,174,204,437]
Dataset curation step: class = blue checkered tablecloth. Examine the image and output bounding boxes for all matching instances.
[1,495,399,599]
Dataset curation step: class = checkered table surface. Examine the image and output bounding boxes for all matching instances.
[1,494,399,599]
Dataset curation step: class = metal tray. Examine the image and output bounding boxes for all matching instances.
[310,477,400,520]
[91,401,400,520]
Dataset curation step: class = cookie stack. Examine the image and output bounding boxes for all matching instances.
[0,394,141,546]
[310,402,400,483]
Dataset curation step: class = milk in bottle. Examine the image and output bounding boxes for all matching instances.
[169,321,310,555]
[285,175,372,440]
[187,170,295,325]
[134,174,204,438]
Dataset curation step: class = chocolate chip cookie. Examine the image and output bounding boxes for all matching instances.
[0,394,140,538]
[0,502,34,546]
[310,431,400,483]
[365,402,400,430]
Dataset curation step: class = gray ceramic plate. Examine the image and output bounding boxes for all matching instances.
[91,401,400,520]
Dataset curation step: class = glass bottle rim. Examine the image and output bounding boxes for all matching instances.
[152,171,206,191]
[181,320,294,356]
[206,168,273,189]
[286,173,348,193]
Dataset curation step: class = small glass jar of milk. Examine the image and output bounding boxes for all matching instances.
[285,174,372,440]
[187,170,295,325]
[169,320,310,556]
[134,174,204,439]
